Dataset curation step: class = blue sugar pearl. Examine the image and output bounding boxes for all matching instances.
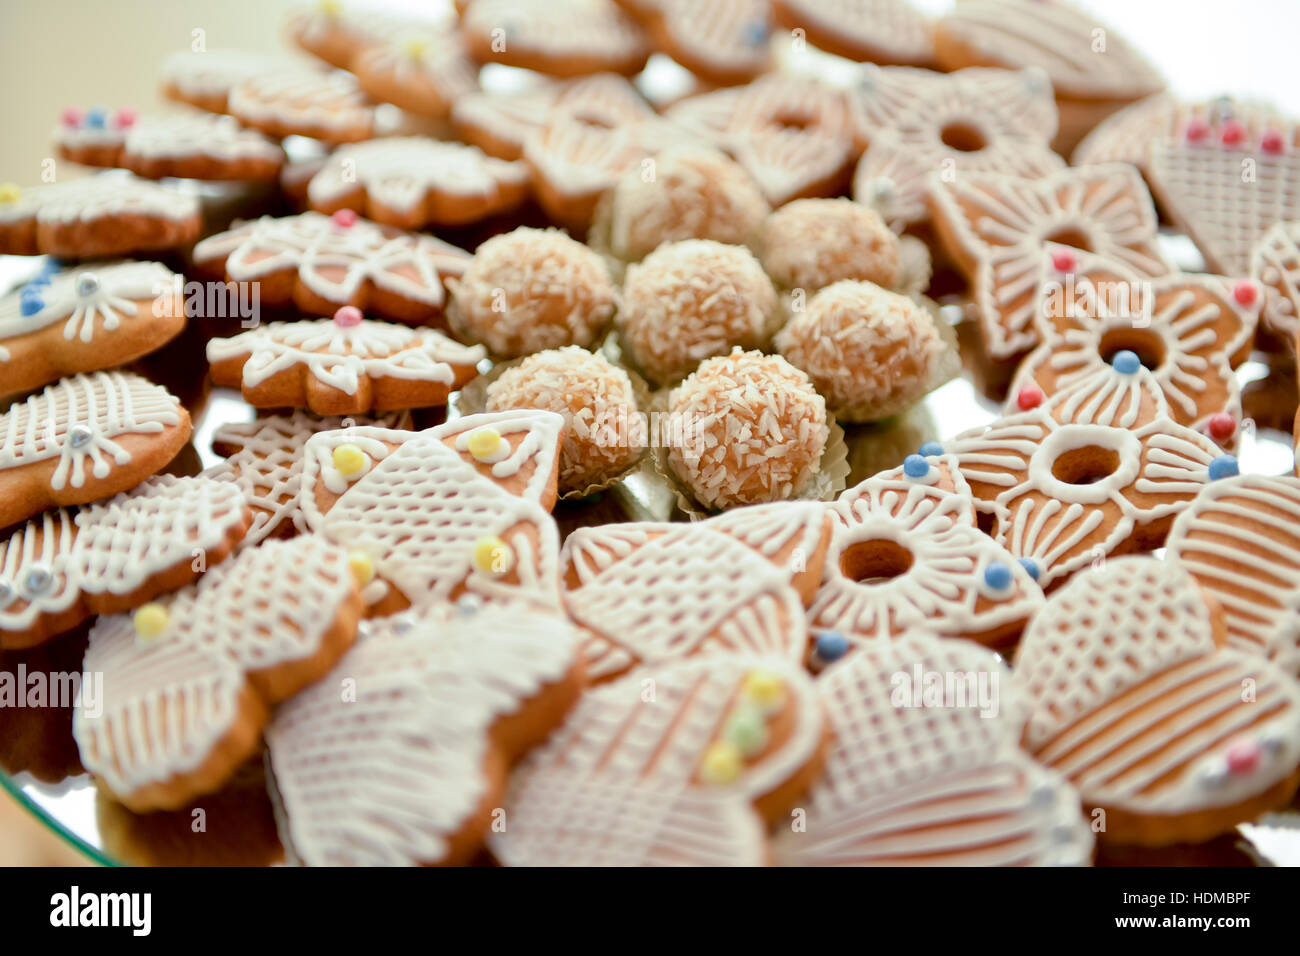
[1017,557,1040,581]
[1111,349,1141,374]
[85,108,107,129]
[1208,455,1239,481]
[744,20,767,45]
[815,631,848,663]
[903,454,930,479]
[19,293,43,317]
[918,441,944,457]
[984,562,1013,591]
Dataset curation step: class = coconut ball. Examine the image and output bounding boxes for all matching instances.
[775,280,947,422]
[486,346,644,493]
[759,198,901,293]
[667,348,828,510]
[618,239,779,386]
[595,145,770,263]
[449,227,617,357]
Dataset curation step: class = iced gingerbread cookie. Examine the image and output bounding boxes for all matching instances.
[266,604,585,866]
[55,108,284,182]
[228,70,379,145]
[774,634,1092,866]
[0,175,200,259]
[0,475,251,651]
[205,410,411,549]
[559,502,833,681]
[1251,220,1300,345]
[286,1,418,70]
[459,0,649,78]
[296,411,565,615]
[933,0,1165,155]
[160,49,285,115]
[1009,245,1259,439]
[636,0,772,87]
[192,211,470,328]
[352,30,479,120]
[850,65,1064,232]
[666,75,857,207]
[808,456,1042,653]
[0,260,185,402]
[1015,556,1300,846]
[930,362,1231,591]
[928,163,1169,359]
[306,138,529,230]
[491,654,826,866]
[74,535,362,812]
[0,372,191,529]
[206,308,485,415]
[770,0,934,67]
[1166,474,1300,677]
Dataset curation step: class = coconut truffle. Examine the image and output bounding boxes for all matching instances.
[618,239,780,386]
[486,346,644,493]
[449,227,617,358]
[775,280,948,422]
[759,198,901,293]
[667,348,828,510]
[595,145,770,263]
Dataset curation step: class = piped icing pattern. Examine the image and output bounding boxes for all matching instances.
[55,109,284,173]
[160,49,285,113]
[1251,219,1300,343]
[771,0,935,68]
[227,70,378,143]
[352,28,479,118]
[0,174,199,226]
[459,0,650,77]
[639,0,772,86]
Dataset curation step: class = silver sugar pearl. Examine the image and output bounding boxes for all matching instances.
[1260,734,1285,757]
[457,594,484,617]
[75,272,100,297]
[866,176,895,206]
[0,579,12,603]
[24,565,52,594]
[1029,783,1058,808]
[68,424,94,448]
[1199,764,1228,789]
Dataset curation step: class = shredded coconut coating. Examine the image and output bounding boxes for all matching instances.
[487,346,644,492]
[598,146,771,263]
[618,239,780,386]
[667,348,828,510]
[449,227,617,358]
[759,198,901,293]
[776,280,945,422]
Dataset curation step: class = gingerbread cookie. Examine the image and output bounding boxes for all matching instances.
[1009,245,1258,439]
[774,634,1093,866]
[639,0,772,87]
[809,456,1042,652]
[490,654,825,866]
[306,138,529,229]
[296,410,565,615]
[0,260,186,402]
[206,309,484,415]
[0,174,200,259]
[1015,556,1300,846]
[559,501,833,681]
[55,108,284,182]
[0,372,191,528]
[459,0,650,78]
[928,164,1170,359]
[1167,474,1300,676]
[228,70,379,144]
[266,603,584,865]
[206,410,411,549]
[1252,220,1300,346]
[930,362,1230,590]
[160,49,285,115]
[0,475,250,651]
[74,535,362,812]
[850,65,1064,231]
[666,75,857,207]
[286,1,417,70]
[352,30,479,120]
[771,0,935,67]
[192,211,471,328]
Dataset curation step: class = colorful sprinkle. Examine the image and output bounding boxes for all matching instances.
[724,705,769,758]
[404,37,429,59]
[1208,412,1236,442]
[466,426,504,462]
[814,630,848,664]
[1050,248,1077,273]
[1261,128,1286,154]
[1016,384,1044,411]
[740,670,785,713]
[333,305,363,328]
[332,443,369,478]
[113,107,138,129]
[347,551,374,587]
[1185,117,1210,143]
[75,272,100,297]
[0,183,21,204]
[918,441,943,457]
[1018,557,1040,581]
[133,603,168,641]
[1225,740,1261,775]
[331,208,358,229]
[1233,280,1258,307]
[699,742,743,785]
[473,536,514,576]
[983,561,1013,591]
[1208,455,1239,481]
[902,454,930,479]
[1220,119,1248,147]
[84,107,107,130]
[60,107,84,128]
[1111,349,1141,374]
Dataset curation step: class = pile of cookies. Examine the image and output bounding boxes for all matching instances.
[3,0,1300,866]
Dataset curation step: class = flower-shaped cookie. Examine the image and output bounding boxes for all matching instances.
[490,654,825,866]
[1009,245,1259,438]
[811,456,1043,651]
[929,164,1170,359]
[266,603,585,865]
[560,502,834,682]
[192,211,471,327]
[74,535,363,811]
[932,363,1229,590]
[773,633,1092,866]
[296,410,565,615]
[637,0,772,87]
[1015,556,1300,846]
[228,70,379,144]
[852,66,1064,231]
[352,28,479,119]
[0,476,251,650]
[771,0,935,68]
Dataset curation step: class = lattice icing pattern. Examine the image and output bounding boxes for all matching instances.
[772,0,935,67]
[1251,219,1300,342]
[460,0,649,69]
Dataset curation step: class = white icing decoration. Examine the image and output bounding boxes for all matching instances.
[160,49,284,102]
[228,70,374,135]
[0,174,198,225]
[56,112,283,163]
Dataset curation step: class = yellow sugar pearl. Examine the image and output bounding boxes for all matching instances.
[404,37,429,59]
[466,426,503,462]
[332,442,368,478]
[699,742,743,785]
[740,670,785,713]
[472,536,514,576]
[0,183,20,204]
[347,551,374,587]
[133,603,168,642]
[318,0,341,15]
